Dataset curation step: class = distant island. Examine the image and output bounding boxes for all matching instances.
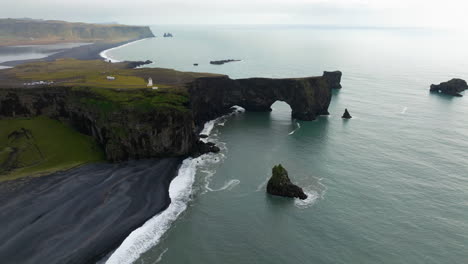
[210,59,241,65]
[163,32,173,37]
[0,18,154,46]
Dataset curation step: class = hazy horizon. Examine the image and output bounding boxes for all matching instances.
[2,0,467,31]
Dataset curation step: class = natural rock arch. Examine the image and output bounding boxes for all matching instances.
[189,71,342,125]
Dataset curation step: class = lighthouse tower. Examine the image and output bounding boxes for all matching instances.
[147,77,153,87]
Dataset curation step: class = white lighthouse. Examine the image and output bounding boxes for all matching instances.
[147,77,153,87]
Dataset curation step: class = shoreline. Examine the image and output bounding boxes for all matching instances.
[105,107,245,263]
[0,158,182,264]
[0,38,153,67]
[99,37,152,63]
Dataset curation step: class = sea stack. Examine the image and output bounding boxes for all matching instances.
[342,108,352,119]
[266,164,307,200]
[430,78,468,97]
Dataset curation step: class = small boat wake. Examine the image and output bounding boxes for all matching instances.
[288,121,301,135]
[206,179,240,192]
[401,107,408,114]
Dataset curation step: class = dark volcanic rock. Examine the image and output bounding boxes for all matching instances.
[125,60,153,68]
[199,134,209,138]
[192,140,220,156]
[323,71,343,89]
[189,71,341,125]
[266,164,307,200]
[0,70,342,162]
[210,59,241,65]
[342,108,352,119]
[0,88,197,162]
[430,78,468,97]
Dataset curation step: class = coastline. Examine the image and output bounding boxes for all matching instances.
[104,107,245,264]
[0,38,153,67]
[0,158,182,264]
[99,38,152,63]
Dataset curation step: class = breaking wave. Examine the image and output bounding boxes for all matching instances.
[100,38,151,63]
[105,106,245,264]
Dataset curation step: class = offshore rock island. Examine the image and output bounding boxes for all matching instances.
[0,57,342,263]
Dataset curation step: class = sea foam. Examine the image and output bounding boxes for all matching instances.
[105,106,245,264]
[99,38,151,63]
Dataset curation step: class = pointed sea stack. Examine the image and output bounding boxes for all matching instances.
[266,164,307,200]
[342,108,352,119]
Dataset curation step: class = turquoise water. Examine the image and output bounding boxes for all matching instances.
[105,26,468,264]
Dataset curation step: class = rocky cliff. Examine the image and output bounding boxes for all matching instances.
[0,19,155,46]
[0,87,195,162]
[189,71,341,125]
[0,71,341,162]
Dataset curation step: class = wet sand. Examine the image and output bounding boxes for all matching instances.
[0,40,139,67]
[0,158,182,264]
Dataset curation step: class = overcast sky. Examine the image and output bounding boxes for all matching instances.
[1,0,467,29]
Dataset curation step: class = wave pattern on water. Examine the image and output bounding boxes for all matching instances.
[105,107,245,264]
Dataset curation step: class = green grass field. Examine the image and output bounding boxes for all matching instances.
[0,116,105,182]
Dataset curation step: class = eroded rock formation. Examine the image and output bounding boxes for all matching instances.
[342,108,352,119]
[266,164,307,200]
[190,71,341,125]
[323,71,342,89]
[430,78,468,97]
[0,71,341,162]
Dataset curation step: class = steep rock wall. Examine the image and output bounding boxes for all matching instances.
[0,88,195,162]
[189,71,341,125]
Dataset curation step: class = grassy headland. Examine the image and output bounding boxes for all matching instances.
[0,59,222,180]
[0,116,105,182]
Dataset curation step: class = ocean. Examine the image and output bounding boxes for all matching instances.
[100,25,468,264]
[6,25,468,263]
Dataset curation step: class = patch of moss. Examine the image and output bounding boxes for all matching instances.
[0,116,105,182]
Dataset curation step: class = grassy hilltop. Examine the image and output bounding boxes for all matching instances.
[0,59,221,180]
[0,116,104,182]
[0,18,155,46]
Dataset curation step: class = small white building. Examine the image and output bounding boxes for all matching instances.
[152,87,159,90]
[107,76,115,80]
[147,77,153,87]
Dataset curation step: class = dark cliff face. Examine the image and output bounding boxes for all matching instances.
[0,71,341,162]
[0,88,195,162]
[189,71,340,126]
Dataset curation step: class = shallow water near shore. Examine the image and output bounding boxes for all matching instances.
[96,26,468,263]
[0,42,91,64]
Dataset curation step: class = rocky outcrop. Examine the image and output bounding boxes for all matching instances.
[210,59,241,65]
[125,60,153,68]
[342,108,352,119]
[0,70,341,162]
[430,79,468,97]
[0,88,197,162]
[323,71,342,89]
[266,164,307,200]
[189,71,341,125]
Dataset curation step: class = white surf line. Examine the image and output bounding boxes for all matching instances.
[99,38,152,63]
[106,107,245,264]
[401,107,408,114]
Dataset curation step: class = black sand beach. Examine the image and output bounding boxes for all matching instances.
[0,158,182,264]
[0,40,138,67]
